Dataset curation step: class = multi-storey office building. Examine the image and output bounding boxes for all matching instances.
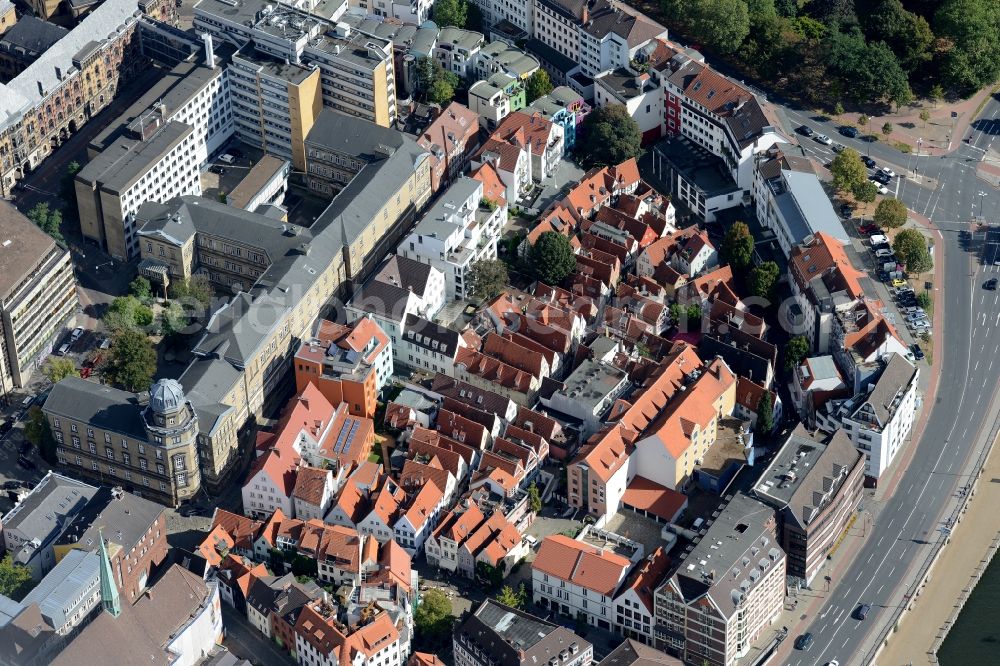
[0,203,79,402]
[347,0,433,25]
[76,119,202,261]
[753,426,864,585]
[0,0,174,198]
[194,0,396,128]
[654,493,785,666]
[43,377,202,507]
[228,45,321,171]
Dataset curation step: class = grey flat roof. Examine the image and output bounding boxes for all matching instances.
[1,472,97,541]
[44,377,148,440]
[556,359,627,410]
[56,485,165,553]
[412,177,480,240]
[77,121,193,193]
[779,169,850,245]
[653,135,739,197]
[805,355,839,381]
[753,426,861,529]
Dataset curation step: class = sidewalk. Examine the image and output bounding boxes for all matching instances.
[878,425,1000,666]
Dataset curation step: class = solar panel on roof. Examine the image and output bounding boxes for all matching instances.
[343,419,361,455]
[333,424,349,454]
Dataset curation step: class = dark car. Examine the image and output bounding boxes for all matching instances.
[986,277,998,291]
[796,125,814,137]
[795,633,815,650]
[853,604,872,620]
[2,481,22,490]
[19,440,32,455]
[911,344,925,360]
[859,223,879,235]
[210,165,226,175]
[840,203,853,219]
[839,126,860,138]
[17,456,36,471]
[862,156,877,169]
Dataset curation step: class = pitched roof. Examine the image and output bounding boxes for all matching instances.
[533,535,632,595]
[401,482,444,532]
[293,467,331,507]
[621,476,688,523]
[210,509,263,551]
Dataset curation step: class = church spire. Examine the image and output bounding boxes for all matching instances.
[98,528,121,618]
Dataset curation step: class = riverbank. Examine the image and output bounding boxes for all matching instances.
[876,420,1000,665]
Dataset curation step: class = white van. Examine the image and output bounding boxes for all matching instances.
[870,234,889,246]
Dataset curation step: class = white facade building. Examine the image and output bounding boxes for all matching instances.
[397,177,505,300]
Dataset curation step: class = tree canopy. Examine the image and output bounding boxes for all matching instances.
[529,232,577,285]
[748,261,780,301]
[26,203,63,242]
[431,0,467,27]
[525,69,553,103]
[102,295,154,334]
[893,229,933,273]
[42,357,79,384]
[577,105,641,167]
[527,482,542,513]
[873,198,908,228]
[130,276,153,302]
[414,588,454,648]
[496,584,528,609]
[756,391,774,434]
[416,57,461,105]
[783,335,810,372]
[104,329,157,392]
[467,259,509,301]
[830,147,867,193]
[0,555,35,601]
[23,406,57,464]
[720,222,754,275]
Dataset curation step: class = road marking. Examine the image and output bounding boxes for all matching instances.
[842,637,851,649]
[877,536,884,547]
[877,584,885,595]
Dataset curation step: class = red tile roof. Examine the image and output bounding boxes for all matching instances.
[293,467,331,507]
[533,534,632,595]
[621,477,688,522]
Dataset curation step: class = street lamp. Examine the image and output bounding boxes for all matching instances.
[979,191,987,218]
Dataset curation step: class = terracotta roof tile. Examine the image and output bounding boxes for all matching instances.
[533,534,632,596]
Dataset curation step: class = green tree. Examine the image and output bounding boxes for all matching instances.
[783,335,810,372]
[160,301,190,338]
[496,583,527,609]
[669,303,703,332]
[26,203,64,242]
[42,357,80,384]
[858,0,934,73]
[893,229,933,273]
[916,291,932,309]
[853,179,879,208]
[857,113,870,130]
[577,104,641,167]
[688,0,750,55]
[919,109,930,126]
[720,221,754,274]
[881,121,893,136]
[873,197,908,228]
[414,588,454,647]
[833,101,845,115]
[104,329,157,392]
[928,84,944,106]
[826,31,912,106]
[755,391,774,434]
[169,275,213,309]
[102,295,154,333]
[431,0,467,27]
[525,69,553,103]
[467,258,509,301]
[830,147,868,193]
[476,561,506,589]
[0,555,35,601]
[427,77,456,105]
[527,481,542,513]
[130,276,153,302]
[748,261,780,300]
[23,406,57,464]
[934,0,1000,95]
[529,232,576,285]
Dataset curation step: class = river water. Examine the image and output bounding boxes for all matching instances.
[936,552,1000,664]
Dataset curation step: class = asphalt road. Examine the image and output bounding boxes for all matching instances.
[775,98,1000,665]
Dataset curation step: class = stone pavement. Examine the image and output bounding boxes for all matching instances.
[878,425,1000,666]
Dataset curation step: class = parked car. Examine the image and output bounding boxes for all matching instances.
[56,342,71,356]
[19,440,32,455]
[891,278,908,288]
[911,344,925,360]
[796,125,814,137]
[879,167,897,178]
[210,165,226,175]
[99,337,112,350]
[869,178,889,195]
[862,156,877,168]
[986,277,998,290]
[832,143,845,153]
[795,633,815,650]
[859,223,879,235]
[814,134,833,146]
[20,395,34,409]
[840,203,853,218]
[70,327,84,342]
[870,233,889,246]
[17,456,36,471]
[874,170,892,184]
[875,248,893,258]
[839,126,859,138]
[2,480,21,490]
[218,153,235,164]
